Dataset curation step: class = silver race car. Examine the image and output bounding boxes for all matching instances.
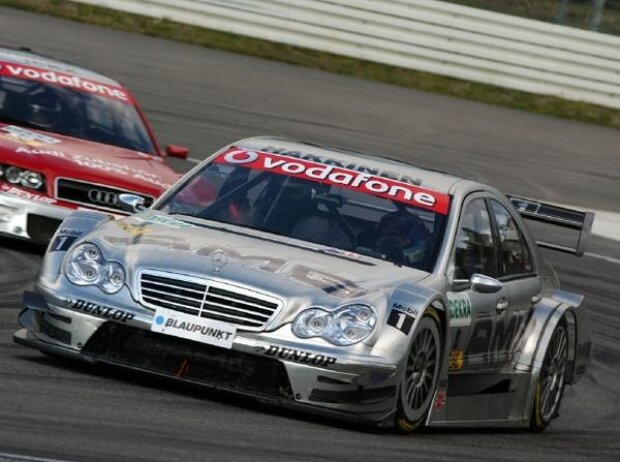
[14,137,593,432]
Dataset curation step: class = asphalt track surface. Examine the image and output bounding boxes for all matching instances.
[0,7,619,462]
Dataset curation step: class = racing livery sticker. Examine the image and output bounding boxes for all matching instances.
[289,265,366,298]
[214,148,450,214]
[448,350,464,370]
[116,220,153,237]
[1,125,61,146]
[433,387,447,410]
[256,345,337,368]
[14,147,66,157]
[387,302,417,335]
[1,183,57,204]
[260,145,423,186]
[14,147,170,188]
[104,235,191,251]
[151,307,236,349]
[447,292,472,327]
[49,228,81,252]
[0,61,131,103]
[65,298,135,323]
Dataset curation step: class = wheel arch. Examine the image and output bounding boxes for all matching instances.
[518,289,590,424]
[392,297,448,431]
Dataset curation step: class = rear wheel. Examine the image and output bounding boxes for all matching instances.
[529,320,568,432]
[394,309,441,432]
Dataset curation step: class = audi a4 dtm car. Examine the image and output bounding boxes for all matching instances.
[14,137,593,432]
[0,46,188,243]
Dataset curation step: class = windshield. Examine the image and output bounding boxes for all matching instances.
[158,148,450,272]
[0,75,155,153]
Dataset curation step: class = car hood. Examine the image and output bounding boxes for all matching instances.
[94,212,430,317]
[0,123,179,195]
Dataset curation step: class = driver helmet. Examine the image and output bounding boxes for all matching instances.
[374,211,430,266]
[27,86,62,128]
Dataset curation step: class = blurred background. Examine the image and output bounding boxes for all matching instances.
[448,0,620,34]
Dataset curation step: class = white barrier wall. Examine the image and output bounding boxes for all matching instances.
[76,0,620,109]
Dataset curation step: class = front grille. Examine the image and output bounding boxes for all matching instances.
[83,323,293,400]
[55,178,153,213]
[139,271,282,331]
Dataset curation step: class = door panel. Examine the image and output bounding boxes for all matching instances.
[488,199,541,369]
[448,288,512,372]
[443,194,542,423]
[448,197,501,372]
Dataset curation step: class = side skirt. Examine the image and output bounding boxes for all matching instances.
[427,371,532,428]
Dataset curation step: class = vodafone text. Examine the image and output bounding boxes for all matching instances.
[215,148,450,214]
[0,62,130,103]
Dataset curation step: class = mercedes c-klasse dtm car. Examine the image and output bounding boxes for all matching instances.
[14,137,593,432]
[0,46,187,243]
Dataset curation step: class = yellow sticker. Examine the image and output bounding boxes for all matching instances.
[116,220,152,237]
[448,350,464,370]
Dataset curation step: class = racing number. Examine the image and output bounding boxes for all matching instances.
[50,234,78,252]
[388,310,415,335]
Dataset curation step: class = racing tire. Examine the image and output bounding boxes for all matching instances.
[529,319,568,432]
[394,308,442,433]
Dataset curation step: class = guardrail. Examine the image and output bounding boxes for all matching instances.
[79,0,620,109]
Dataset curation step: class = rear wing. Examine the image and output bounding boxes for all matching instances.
[508,195,594,257]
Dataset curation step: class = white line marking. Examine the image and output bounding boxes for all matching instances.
[584,252,620,265]
[187,157,201,164]
[590,210,620,242]
[0,452,73,462]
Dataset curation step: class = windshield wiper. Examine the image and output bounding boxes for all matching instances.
[169,213,286,237]
[168,213,374,264]
[353,246,406,267]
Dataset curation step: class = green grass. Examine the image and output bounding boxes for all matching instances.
[2,0,619,128]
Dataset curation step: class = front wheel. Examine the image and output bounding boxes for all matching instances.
[529,320,568,432]
[394,309,442,432]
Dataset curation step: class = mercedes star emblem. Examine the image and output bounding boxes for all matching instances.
[211,249,228,273]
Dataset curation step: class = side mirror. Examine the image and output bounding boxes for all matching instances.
[165,144,189,159]
[118,194,147,214]
[470,273,503,294]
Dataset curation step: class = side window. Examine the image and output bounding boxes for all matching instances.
[453,198,497,279]
[490,200,534,277]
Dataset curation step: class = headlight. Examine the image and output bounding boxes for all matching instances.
[21,171,44,189]
[292,304,377,346]
[1,164,45,190]
[5,166,22,184]
[64,243,126,294]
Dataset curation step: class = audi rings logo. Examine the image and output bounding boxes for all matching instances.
[88,189,119,206]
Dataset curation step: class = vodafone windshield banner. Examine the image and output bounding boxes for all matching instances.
[0,61,132,104]
[215,148,450,214]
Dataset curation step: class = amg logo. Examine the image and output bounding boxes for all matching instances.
[262,345,336,368]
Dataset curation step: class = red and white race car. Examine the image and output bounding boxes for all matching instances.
[0,46,187,243]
